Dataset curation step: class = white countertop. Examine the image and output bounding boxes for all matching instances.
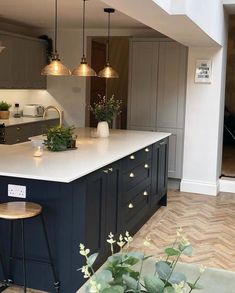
[0,115,59,126]
[0,128,170,183]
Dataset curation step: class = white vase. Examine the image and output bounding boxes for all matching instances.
[97,121,109,138]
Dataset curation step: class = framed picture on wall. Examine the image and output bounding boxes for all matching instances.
[195,59,212,83]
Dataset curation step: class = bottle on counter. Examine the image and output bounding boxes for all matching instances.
[13,103,21,118]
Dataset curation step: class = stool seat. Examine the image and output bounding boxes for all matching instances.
[0,202,42,220]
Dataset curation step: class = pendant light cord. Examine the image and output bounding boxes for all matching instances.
[55,0,58,54]
[107,11,110,63]
[82,0,86,58]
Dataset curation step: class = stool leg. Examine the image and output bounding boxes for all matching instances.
[8,221,14,284]
[40,215,60,293]
[21,220,26,293]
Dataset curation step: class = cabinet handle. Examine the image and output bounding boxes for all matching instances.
[160,141,166,145]
[145,148,150,152]
[108,168,113,172]
[143,191,148,196]
[129,155,135,160]
[102,169,109,174]
[129,172,135,178]
[16,138,21,143]
[16,127,21,131]
[128,203,134,209]
[144,164,149,169]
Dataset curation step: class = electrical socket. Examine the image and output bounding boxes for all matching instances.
[8,184,26,198]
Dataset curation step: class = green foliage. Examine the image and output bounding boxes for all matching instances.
[44,125,75,152]
[0,101,11,111]
[89,95,122,125]
[79,230,205,293]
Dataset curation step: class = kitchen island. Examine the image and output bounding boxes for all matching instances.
[0,128,170,292]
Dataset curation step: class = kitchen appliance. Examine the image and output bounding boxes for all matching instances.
[23,104,44,117]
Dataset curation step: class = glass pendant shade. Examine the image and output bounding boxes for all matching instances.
[41,53,71,76]
[98,62,119,78]
[72,57,96,77]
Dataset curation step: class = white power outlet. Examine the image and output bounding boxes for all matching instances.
[8,184,26,198]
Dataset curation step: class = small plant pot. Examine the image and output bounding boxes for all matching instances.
[97,121,109,138]
[0,111,10,119]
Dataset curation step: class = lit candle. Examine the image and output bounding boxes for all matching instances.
[33,146,43,157]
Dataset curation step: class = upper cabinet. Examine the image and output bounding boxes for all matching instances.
[127,38,188,179]
[0,31,47,89]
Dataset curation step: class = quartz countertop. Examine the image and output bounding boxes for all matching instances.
[0,114,59,127]
[0,128,170,183]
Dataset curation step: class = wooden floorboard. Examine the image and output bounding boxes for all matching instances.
[5,189,235,292]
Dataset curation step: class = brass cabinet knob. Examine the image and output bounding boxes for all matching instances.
[128,203,134,209]
[144,164,149,169]
[129,155,135,160]
[145,148,149,152]
[102,169,109,174]
[129,172,135,178]
[108,168,113,172]
[16,127,21,131]
[16,138,21,142]
[160,141,166,146]
[143,191,148,196]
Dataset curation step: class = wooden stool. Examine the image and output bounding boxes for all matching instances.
[0,202,60,293]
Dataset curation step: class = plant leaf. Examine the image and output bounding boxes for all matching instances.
[165,248,180,256]
[188,282,203,290]
[102,285,125,293]
[163,287,175,293]
[144,275,165,293]
[87,253,99,267]
[182,245,193,256]
[169,272,187,285]
[122,274,139,290]
[155,261,171,280]
[95,269,113,283]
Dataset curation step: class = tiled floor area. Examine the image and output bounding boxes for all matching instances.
[4,189,235,292]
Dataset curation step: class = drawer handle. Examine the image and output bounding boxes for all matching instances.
[129,172,135,178]
[144,164,149,169]
[108,168,113,172]
[16,138,21,143]
[129,155,135,160]
[143,191,148,196]
[16,127,21,131]
[145,148,150,152]
[160,141,166,145]
[128,203,134,209]
[102,169,109,174]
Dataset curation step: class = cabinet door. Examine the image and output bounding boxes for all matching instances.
[128,41,158,131]
[0,34,13,88]
[151,138,168,206]
[157,42,187,129]
[157,127,184,178]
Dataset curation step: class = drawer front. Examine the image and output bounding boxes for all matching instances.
[5,124,35,144]
[123,159,151,192]
[122,182,150,204]
[123,186,150,233]
[122,146,152,172]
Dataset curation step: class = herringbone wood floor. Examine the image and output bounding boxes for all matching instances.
[4,190,235,292]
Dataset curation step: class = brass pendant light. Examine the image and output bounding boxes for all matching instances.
[98,8,119,79]
[72,0,96,76]
[41,0,71,76]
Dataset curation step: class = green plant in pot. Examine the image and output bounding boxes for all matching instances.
[44,125,75,152]
[0,101,12,119]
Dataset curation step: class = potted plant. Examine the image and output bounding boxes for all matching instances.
[44,125,75,152]
[0,101,12,119]
[78,229,206,293]
[89,95,122,138]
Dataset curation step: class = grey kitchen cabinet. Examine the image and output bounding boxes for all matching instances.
[128,38,187,178]
[4,119,59,145]
[0,31,47,89]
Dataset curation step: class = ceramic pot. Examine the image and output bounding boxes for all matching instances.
[0,111,10,119]
[97,121,109,138]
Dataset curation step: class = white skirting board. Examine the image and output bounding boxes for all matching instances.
[180,179,219,196]
[219,177,235,193]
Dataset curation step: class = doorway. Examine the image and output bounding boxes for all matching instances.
[86,36,129,129]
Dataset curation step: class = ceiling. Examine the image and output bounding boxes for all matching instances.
[0,0,147,30]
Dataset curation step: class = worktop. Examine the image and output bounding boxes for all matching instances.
[0,128,170,182]
[0,114,58,127]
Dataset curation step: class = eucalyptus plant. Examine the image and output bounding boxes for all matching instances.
[79,229,205,293]
[89,95,122,126]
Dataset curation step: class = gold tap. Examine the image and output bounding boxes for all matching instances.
[43,106,63,127]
